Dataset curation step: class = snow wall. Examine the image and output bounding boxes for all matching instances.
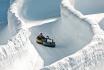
[41,0,104,70]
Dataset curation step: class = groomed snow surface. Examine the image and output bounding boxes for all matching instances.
[0,0,104,70]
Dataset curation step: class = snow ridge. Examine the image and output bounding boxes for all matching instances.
[41,34,104,70]
[0,0,26,67]
[0,29,28,68]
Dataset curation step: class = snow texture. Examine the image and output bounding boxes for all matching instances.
[29,3,93,66]
[41,0,104,70]
[0,0,44,70]
[0,29,44,70]
[0,0,104,70]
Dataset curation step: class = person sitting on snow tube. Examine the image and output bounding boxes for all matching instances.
[36,33,45,44]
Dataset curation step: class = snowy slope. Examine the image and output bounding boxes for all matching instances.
[85,13,104,24]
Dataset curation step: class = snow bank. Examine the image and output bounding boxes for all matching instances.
[85,13,104,24]
[61,0,103,35]
[0,29,44,70]
[41,33,104,70]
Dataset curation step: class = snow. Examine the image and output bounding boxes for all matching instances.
[41,0,104,70]
[21,18,58,29]
[0,0,104,70]
[28,6,93,66]
[0,0,44,69]
[0,29,44,70]
[85,13,104,23]
[42,29,104,70]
